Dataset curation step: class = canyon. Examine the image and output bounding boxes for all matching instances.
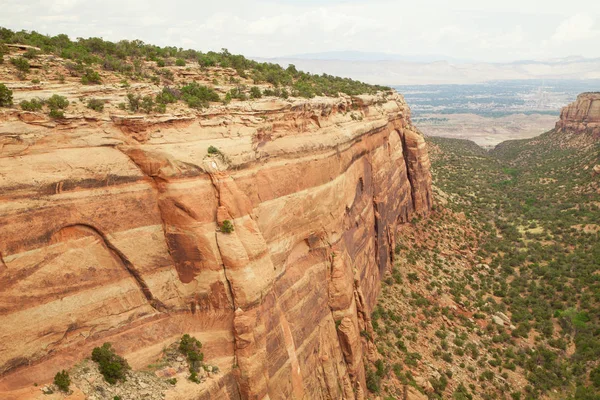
[0,54,432,399]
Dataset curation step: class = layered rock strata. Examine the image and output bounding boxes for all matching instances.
[556,92,600,138]
[0,91,432,399]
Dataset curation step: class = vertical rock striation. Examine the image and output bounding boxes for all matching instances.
[0,91,432,399]
[555,92,600,138]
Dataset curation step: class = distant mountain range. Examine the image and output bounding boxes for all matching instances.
[253,52,600,85]
[282,51,474,64]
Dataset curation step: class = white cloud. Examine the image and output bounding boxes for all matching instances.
[0,1,599,62]
[552,14,600,43]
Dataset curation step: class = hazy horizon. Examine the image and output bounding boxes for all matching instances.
[1,0,600,64]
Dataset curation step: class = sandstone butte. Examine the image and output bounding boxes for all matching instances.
[555,92,600,138]
[0,62,433,399]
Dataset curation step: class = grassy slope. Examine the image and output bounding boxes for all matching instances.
[369,131,600,400]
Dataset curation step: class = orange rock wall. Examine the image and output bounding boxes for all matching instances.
[0,92,432,399]
[556,92,600,137]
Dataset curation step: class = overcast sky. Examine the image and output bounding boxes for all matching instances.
[1,0,600,63]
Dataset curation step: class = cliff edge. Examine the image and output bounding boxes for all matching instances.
[555,92,600,138]
[0,43,432,400]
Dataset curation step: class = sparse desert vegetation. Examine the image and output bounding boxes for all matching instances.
[368,130,600,399]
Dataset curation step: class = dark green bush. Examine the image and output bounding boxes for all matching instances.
[180,82,219,109]
[179,334,204,383]
[11,57,30,72]
[65,61,85,76]
[91,343,130,384]
[0,83,14,106]
[175,58,186,66]
[141,95,154,113]
[250,86,262,99]
[207,145,219,155]
[81,68,102,84]
[87,98,104,112]
[20,98,44,111]
[158,68,174,81]
[221,220,234,234]
[0,43,7,63]
[155,87,180,104]
[366,368,381,393]
[591,366,600,388]
[227,86,247,101]
[154,102,166,113]
[53,370,70,392]
[23,48,40,59]
[0,28,389,99]
[126,93,141,111]
[49,109,65,119]
[47,94,69,110]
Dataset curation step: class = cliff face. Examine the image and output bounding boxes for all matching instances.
[555,92,600,138]
[0,91,431,399]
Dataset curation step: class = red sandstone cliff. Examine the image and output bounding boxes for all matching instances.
[0,82,432,398]
[555,92,600,138]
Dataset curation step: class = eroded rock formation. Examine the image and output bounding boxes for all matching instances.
[0,92,432,399]
[555,92,600,138]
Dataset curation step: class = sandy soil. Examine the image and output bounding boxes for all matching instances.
[415,113,557,148]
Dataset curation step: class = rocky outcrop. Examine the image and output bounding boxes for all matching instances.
[555,92,600,138]
[0,91,432,399]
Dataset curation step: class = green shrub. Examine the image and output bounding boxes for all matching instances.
[179,334,204,383]
[250,86,262,99]
[0,83,14,106]
[53,370,70,393]
[158,68,174,81]
[11,57,30,72]
[141,95,154,113]
[49,109,65,119]
[221,220,234,234]
[0,28,389,97]
[155,87,180,104]
[0,43,7,63]
[227,86,247,101]
[365,368,381,393]
[154,103,166,113]
[91,343,130,384]
[407,272,419,283]
[591,366,600,388]
[47,94,69,110]
[175,58,186,66]
[207,145,219,155]
[126,93,141,111]
[65,61,84,76]
[23,48,40,59]
[87,98,104,112]
[20,98,44,111]
[81,68,102,84]
[180,82,220,109]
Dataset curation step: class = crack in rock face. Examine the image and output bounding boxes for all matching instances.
[0,86,432,399]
